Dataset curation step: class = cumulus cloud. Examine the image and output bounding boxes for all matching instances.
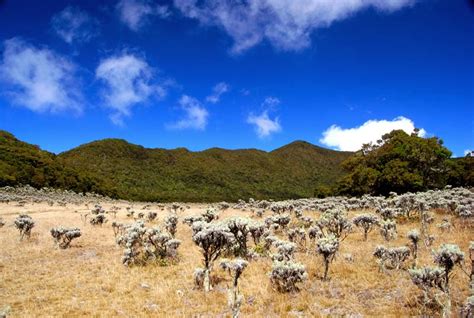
[173,0,415,53]
[95,53,167,125]
[206,82,229,104]
[320,116,426,151]
[51,6,99,44]
[169,95,209,130]
[0,38,82,113]
[117,0,169,31]
[464,150,473,157]
[247,97,282,138]
[247,111,281,138]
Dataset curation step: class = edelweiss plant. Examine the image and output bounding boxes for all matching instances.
[220,258,248,318]
[316,234,339,280]
[116,221,180,266]
[432,244,464,292]
[407,229,421,263]
[373,245,410,271]
[317,208,352,240]
[50,227,81,249]
[164,214,178,237]
[379,219,397,241]
[269,261,307,292]
[352,214,379,241]
[202,208,219,223]
[287,228,307,250]
[147,211,158,222]
[90,213,107,226]
[192,222,234,292]
[14,214,34,240]
[225,217,252,258]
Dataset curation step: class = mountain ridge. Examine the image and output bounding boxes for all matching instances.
[1,130,353,202]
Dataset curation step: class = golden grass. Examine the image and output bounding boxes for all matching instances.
[0,202,472,317]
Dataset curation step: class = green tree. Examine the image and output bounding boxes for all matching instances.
[336,129,452,196]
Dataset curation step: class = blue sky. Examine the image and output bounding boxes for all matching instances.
[0,0,472,156]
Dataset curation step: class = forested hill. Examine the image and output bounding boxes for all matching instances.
[58,138,353,202]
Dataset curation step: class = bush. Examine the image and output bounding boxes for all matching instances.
[50,227,81,249]
[407,229,420,262]
[352,214,379,241]
[220,258,248,318]
[379,220,397,241]
[316,234,339,280]
[373,245,410,271]
[269,261,307,292]
[14,214,34,240]
[432,244,464,291]
[164,213,178,237]
[317,208,352,240]
[90,213,107,226]
[192,221,234,291]
[116,221,180,266]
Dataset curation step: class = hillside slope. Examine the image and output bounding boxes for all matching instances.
[59,139,353,202]
[0,131,105,194]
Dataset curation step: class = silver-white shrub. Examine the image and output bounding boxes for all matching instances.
[316,234,339,280]
[192,221,234,292]
[407,229,421,261]
[287,228,306,250]
[272,241,297,262]
[14,214,34,240]
[220,258,248,318]
[202,208,219,223]
[164,214,178,237]
[352,214,379,241]
[379,219,397,241]
[409,266,450,316]
[373,245,410,271]
[317,208,352,240]
[432,244,464,291]
[225,217,252,258]
[116,221,180,266]
[90,213,107,226]
[147,211,158,222]
[461,295,474,318]
[269,261,307,292]
[50,227,81,249]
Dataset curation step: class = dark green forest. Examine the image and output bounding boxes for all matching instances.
[0,130,471,202]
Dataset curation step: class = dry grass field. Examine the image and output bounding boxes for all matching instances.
[0,201,472,317]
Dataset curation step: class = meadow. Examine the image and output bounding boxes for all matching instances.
[0,187,472,317]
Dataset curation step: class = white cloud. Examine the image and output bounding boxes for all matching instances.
[0,38,82,113]
[169,95,209,130]
[320,116,426,151]
[95,53,166,125]
[51,6,98,44]
[247,111,281,138]
[206,82,229,104]
[262,96,281,109]
[117,0,169,31]
[173,0,415,53]
[464,150,473,157]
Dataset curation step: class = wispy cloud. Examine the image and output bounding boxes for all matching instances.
[173,0,415,53]
[206,82,229,104]
[51,6,99,44]
[169,95,209,130]
[320,116,426,151]
[0,38,82,113]
[117,0,169,31]
[247,97,282,138]
[95,53,167,125]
